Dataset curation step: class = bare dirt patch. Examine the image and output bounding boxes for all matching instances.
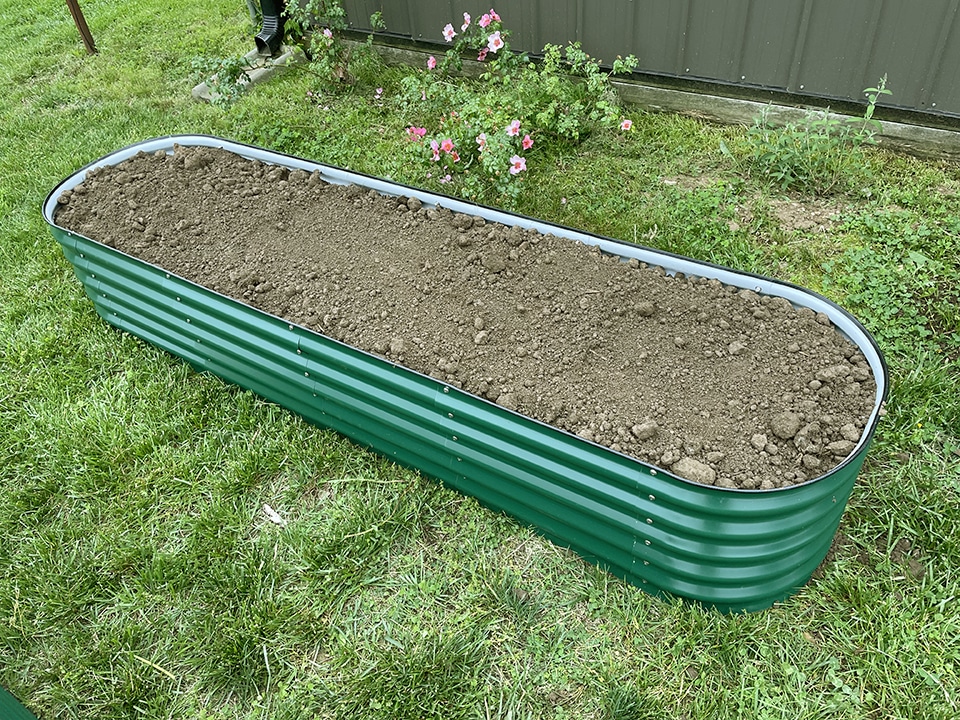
[54,146,878,490]
[769,197,844,234]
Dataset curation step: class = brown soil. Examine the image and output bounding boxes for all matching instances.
[54,145,877,490]
[768,197,844,234]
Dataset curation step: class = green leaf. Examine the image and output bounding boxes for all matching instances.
[907,250,932,267]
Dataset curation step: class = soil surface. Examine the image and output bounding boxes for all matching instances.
[55,145,878,490]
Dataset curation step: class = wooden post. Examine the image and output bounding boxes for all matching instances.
[65,0,97,54]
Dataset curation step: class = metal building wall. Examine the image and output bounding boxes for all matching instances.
[340,0,960,119]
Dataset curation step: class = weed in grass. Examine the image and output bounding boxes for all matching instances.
[739,108,872,196]
[191,54,255,107]
[823,208,960,359]
[733,76,892,196]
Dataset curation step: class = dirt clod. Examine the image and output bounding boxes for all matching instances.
[54,146,879,490]
[631,421,659,441]
[673,457,717,485]
[770,410,802,439]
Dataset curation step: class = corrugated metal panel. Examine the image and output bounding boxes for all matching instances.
[342,1,960,119]
[342,0,412,35]
[789,1,941,105]
[929,3,960,114]
[738,1,806,88]
[679,1,749,83]
[861,0,959,113]
[44,136,889,612]
[778,0,860,96]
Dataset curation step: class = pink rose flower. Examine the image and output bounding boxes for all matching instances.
[487,31,504,53]
[427,55,437,70]
[440,138,455,153]
[620,118,633,131]
[461,12,471,31]
[506,119,521,137]
[479,13,491,28]
[443,23,457,42]
[509,155,526,175]
[521,134,533,150]
[489,9,501,22]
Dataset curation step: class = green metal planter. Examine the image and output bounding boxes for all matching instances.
[43,136,888,612]
[0,685,38,720]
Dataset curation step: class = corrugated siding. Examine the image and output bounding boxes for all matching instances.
[342,0,960,118]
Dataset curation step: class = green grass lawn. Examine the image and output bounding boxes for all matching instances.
[2,1,959,718]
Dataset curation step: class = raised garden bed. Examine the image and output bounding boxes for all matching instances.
[44,136,888,611]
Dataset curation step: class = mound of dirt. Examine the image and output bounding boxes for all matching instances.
[54,145,877,490]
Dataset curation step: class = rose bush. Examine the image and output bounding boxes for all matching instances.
[398,8,638,206]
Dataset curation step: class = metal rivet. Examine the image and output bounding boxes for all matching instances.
[297,349,302,354]
[443,387,449,393]
[755,286,762,292]
[304,371,309,377]
[452,435,458,441]
[448,413,454,418]
[648,494,655,501]
[650,469,657,476]
[799,84,805,90]
[646,518,653,524]
[185,319,190,323]
[288,324,294,330]
[643,560,649,565]
[79,253,84,258]
[90,273,95,279]
[645,540,651,546]
[165,273,170,278]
